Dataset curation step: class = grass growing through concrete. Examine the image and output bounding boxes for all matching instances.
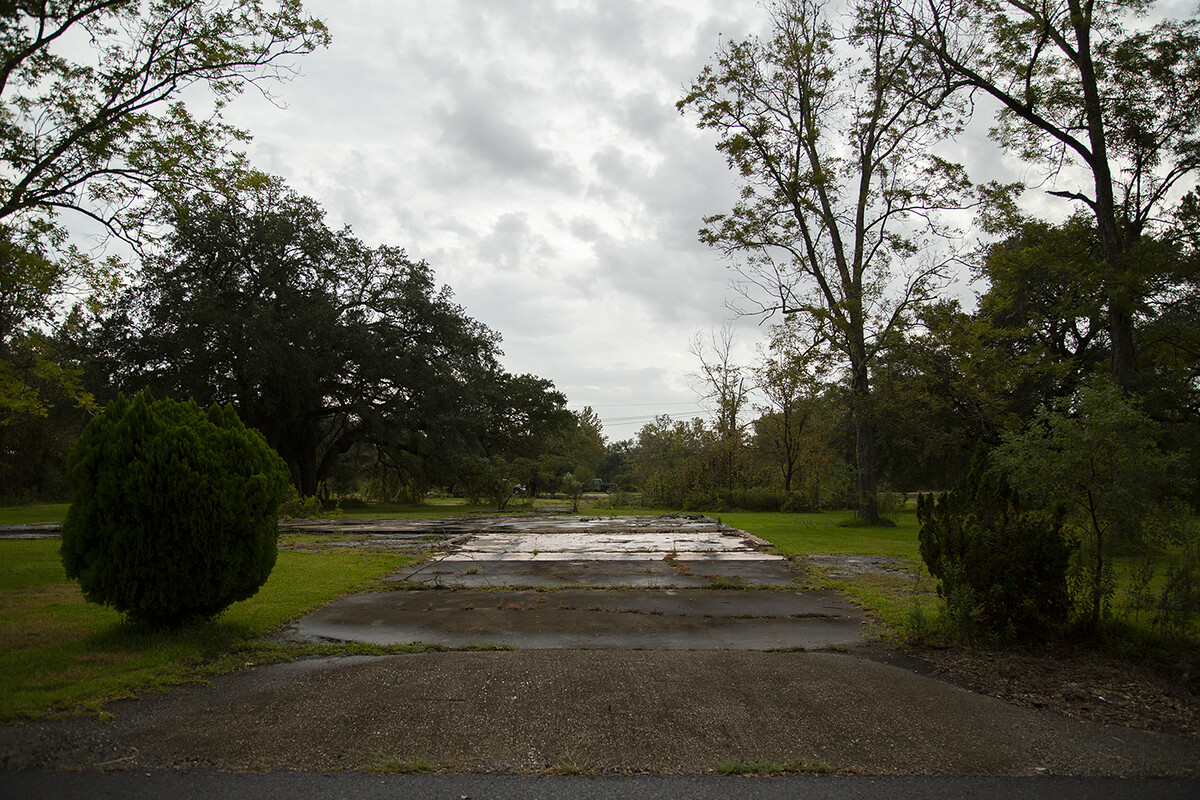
[714,758,833,775]
[0,538,416,720]
[723,509,934,638]
[364,754,440,774]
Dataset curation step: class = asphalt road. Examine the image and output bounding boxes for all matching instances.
[3,772,1200,800]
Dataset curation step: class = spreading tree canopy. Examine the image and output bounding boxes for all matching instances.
[94,176,569,496]
[0,1,328,448]
[0,1,328,237]
[893,0,1200,387]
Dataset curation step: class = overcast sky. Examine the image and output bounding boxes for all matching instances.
[221,0,1194,442]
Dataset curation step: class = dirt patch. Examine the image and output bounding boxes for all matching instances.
[878,643,1199,740]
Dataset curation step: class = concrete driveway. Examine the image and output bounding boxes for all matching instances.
[290,514,868,649]
[4,513,1197,777]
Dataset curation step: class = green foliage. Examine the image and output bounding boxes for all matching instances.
[700,487,794,513]
[561,466,593,513]
[0,1,329,234]
[897,1,1200,386]
[1154,559,1200,638]
[93,177,571,498]
[917,453,1072,638]
[680,0,971,523]
[278,485,340,520]
[995,380,1194,627]
[60,391,290,625]
[0,225,107,500]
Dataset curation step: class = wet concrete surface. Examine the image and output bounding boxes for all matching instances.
[294,588,864,649]
[387,514,799,589]
[289,514,856,649]
[6,513,1199,777]
[391,556,801,588]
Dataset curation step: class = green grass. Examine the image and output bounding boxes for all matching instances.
[0,503,70,525]
[716,508,935,638]
[0,539,416,721]
[717,509,929,636]
[364,755,440,774]
[721,509,921,559]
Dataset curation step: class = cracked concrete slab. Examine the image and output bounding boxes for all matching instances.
[289,514,866,649]
[293,588,865,650]
[388,514,799,589]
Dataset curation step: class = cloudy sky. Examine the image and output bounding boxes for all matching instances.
[219,0,1192,441]
[222,0,776,441]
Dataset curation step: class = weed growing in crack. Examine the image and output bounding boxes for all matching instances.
[714,759,832,776]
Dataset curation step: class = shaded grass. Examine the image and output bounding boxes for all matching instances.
[802,565,938,640]
[719,509,934,639]
[722,509,921,559]
[0,503,70,525]
[0,539,415,720]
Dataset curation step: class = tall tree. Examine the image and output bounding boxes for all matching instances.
[95,177,512,496]
[679,0,971,522]
[0,1,327,441]
[752,320,832,492]
[689,325,749,491]
[995,379,1193,626]
[894,0,1200,387]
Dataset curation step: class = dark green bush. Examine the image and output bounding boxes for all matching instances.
[917,452,1073,638]
[61,391,290,625]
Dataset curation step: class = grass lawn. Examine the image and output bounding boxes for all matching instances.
[718,509,932,637]
[719,509,921,559]
[5,500,1190,719]
[0,539,417,721]
[0,503,70,525]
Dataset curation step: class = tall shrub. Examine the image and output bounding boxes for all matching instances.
[918,451,1072,637]
[994,379,1193,627]
[61,391,289,624]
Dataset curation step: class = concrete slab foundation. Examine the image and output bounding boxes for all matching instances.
[288,514,867,650]
[293,587,864,649]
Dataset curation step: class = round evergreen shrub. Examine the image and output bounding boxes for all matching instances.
[61,391,290,625]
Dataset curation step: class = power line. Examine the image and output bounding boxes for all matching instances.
[568,401,700,409]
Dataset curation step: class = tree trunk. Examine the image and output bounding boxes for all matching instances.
[298,453,318,498]
[851,359,879,524]
[1067,0,1137,389]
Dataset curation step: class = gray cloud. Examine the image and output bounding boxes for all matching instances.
[436,100,560,180]
[225,0,785,421]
